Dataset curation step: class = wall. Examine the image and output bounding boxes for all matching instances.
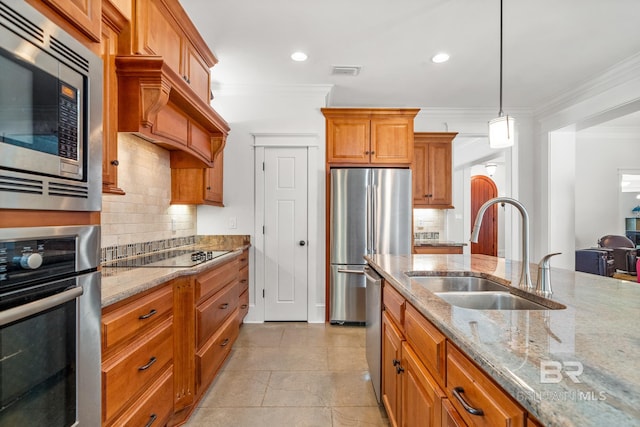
[102,133,196,250]
[535,54,640,267]
[575,127,640,250]
[196,84,331,323]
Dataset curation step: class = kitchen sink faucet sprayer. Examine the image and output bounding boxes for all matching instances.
[470,197,533,289]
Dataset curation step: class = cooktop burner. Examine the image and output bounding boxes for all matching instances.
[105,249,230,268]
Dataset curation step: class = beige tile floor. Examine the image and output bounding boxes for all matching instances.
[184,322,390,427]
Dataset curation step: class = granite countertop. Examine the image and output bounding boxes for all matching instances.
[413,240,467,247]
[100,243,249,307]
[365,253,639,427]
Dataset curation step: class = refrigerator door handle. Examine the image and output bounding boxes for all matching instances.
[366,184,372,255]
[371,184,377,254]
[337,268,365,275]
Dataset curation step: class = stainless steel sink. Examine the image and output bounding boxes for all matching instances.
[434,291,548,310]
[407,275,509,293]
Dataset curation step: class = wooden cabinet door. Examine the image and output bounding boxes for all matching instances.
[382,312,403,427]
[427,142,452,206]
[135,0,183,71]
[101,5,125,195]
[370,118,413,164]
[204,153,224,206]
[185,43,212,103]
[326,118,370,163]
[413,133,455,208]
[401,342,444,427]
[412,141,428,205]
[39,0,101,42]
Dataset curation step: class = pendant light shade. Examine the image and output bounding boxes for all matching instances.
[489,0,514,148]
[489,115,515,148]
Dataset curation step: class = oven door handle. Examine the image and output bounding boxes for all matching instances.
[0,286,84,327]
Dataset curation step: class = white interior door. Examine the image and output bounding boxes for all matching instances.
[264,147,308,320]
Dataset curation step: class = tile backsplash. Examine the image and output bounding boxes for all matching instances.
[413,209,446,239]
[101,133,197,249]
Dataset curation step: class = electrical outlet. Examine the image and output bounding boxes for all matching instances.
[228,216,237,229]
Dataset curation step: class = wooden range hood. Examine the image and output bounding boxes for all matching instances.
[115,55,229,168]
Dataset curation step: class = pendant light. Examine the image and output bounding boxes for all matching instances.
[488,0,515,148]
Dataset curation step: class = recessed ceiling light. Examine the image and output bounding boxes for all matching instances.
[291,51,308,62]
[431,53,450,63]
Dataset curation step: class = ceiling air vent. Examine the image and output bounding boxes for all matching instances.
[331,66,361,76]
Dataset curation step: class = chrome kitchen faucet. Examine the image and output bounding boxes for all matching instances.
[470,197,533,289]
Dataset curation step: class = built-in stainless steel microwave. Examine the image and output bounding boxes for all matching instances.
[0,1,102,211]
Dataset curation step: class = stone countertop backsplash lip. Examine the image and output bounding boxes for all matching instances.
[100,242,249,307]
[365,253,640,427]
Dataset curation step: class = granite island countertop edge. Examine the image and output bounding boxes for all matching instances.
[365,253,640,427]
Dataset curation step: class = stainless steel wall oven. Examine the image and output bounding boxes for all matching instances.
[0,225,100,426]
[0,1,102,211]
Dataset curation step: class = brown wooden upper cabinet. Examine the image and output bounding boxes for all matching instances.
[131,0,215,104]
[412,132,457,208]
[322,108,420,165]
[170,152,224,206]
[32,0,102,43]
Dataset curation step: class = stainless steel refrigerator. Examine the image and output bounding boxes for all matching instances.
[329,168,412,324]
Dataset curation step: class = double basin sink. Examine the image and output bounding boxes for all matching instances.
[404,274,566,311]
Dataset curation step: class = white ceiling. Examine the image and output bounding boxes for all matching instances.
[180,0,640,110]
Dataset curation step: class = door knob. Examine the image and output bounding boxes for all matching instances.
[299,240,306,246]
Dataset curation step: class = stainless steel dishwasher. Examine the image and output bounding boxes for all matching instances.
[365,266,383,404]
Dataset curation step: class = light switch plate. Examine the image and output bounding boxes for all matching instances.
[228,216,237,229]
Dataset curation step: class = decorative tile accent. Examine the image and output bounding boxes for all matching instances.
[101,235,196,263]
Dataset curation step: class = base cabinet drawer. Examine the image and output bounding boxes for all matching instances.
[102,285,172,351]
[383,283,405,328]
[196,309,239,393]
[196,282,238,348]
[196,258,239,301]
[405,303,446,387]
[109,367,174,427]
[238,288,249,322]
[442,398,468,427]
[102,319,173,422]
[446,343,525,427]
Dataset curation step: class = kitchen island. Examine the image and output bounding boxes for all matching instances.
[366,253,639,427]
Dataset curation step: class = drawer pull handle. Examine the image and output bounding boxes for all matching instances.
[241,304,248,309]
[138,356,157,371]
[241,279,248,283]
[219,303,229,309]
[144,414,157,427]
[138,309,157,320]
[220,338,230,347]
[453,386,484,416]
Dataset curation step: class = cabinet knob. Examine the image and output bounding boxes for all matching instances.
[206,186,211,190]
[396,365,405,374]
[370,151,375,155]
[364,151,370,154]
[111,159,119,166]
